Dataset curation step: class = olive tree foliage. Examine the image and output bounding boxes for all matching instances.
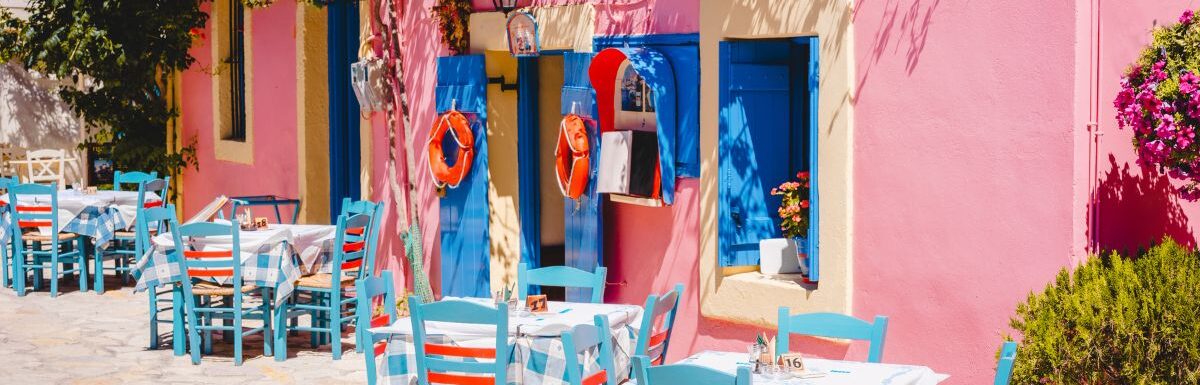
[0,1,207,177]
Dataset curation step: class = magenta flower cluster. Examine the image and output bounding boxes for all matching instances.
[1114,8,1200,200]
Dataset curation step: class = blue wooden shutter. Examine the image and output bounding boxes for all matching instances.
[435,55,491,297]
[718,41,794,267]
[561,52,603,302]
[796,36,820,280]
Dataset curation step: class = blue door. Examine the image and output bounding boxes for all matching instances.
[327,0,360,219]
[436,55,491,297]
[718,38,819,270]
[561,52,603,301]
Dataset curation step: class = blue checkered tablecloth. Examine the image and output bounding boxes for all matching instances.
[60,205,128,248]
[132,233,302,303]
[371,300,643,385]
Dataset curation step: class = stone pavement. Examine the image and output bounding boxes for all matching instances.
[0,278,368,384]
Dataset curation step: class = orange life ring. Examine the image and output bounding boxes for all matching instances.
[555,114,590,200]
[427,110,475,189]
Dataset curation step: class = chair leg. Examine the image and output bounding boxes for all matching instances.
[274,292,288,362]
[77,245,87,293]
[184,292,202,365]
[13,247,25,296]
[1,243,8,288]
[149,289,160,349]
[331,289,342,360]
[233,296,244,366]
[309,292,320,349]
[49,254,59,298]
[263,288,273,358]
[173,287,186,357]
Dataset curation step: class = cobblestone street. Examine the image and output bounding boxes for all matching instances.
[0,279,366,384]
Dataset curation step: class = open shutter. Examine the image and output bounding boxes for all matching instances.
[718,41,794,267]
[561,52,603,302]
[435,55,491,297]
[796,36,820,281]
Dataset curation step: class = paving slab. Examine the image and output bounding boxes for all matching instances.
[0,283,368,384]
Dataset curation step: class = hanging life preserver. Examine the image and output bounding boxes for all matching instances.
[555,114,591,200]
[427,110,475,189]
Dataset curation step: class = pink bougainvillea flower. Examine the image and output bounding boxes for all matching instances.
[796,171,810,179]
[1182,9,1194,24]
[800,200,810,208]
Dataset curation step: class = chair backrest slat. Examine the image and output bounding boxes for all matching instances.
[9,183,60,237]
[518,263,608,303]
[172,221,243,291]
[635,283,684,365]
[331,212,372,280]
[340,198,382,278]
[113,170,157,191]
[776,308,890,363]
[409,296,509,384]
[562,314,617,385]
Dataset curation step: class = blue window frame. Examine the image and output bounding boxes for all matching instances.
[593,33,700,178]
[717,37,820,281]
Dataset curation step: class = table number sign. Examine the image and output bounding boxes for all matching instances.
[526,294,549,313]
[778,353,806,372]
[254,217,269,229]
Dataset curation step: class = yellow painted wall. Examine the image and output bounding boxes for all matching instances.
[538,55,566,245]
[296,4,329,224]
[485,51,522,292]
[698,0,856,327]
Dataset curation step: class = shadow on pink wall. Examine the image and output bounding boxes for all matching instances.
[1092,154,1195,255]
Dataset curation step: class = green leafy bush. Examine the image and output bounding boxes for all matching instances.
[1009,238,1200,384]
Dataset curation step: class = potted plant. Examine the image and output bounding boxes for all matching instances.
[759,171,812,275]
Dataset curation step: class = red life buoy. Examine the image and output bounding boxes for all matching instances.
[427,110,475,189]
[555,114,591,200]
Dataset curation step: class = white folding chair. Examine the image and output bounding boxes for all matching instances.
[16,149,71,186]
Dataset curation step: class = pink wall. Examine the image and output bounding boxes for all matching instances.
[853,1,1077,383]
[180,1,299,219]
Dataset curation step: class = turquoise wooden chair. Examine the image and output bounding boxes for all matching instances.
[776,308,889,363]
[0,176,16,288]
[631,355,752,385]
[112,170,157,191]
[409,296,511,385]
[633,283,685,366]
[517,262,608,303]
[994,341,1018,385]
[136,204,185,353]
[171,221,272,365]
[340,198,383,278]
[282,212,372,360]
[353,271,397,381]
[95,177,168,294]
[561,314,618,385]
[341,199,383,352]
[9,182,87,297]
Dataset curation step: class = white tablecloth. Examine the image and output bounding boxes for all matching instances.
[681,351,949,385]
[150,223,332,268]
[10,190,158,234]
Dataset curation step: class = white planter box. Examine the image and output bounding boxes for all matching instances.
[759,238,803,275]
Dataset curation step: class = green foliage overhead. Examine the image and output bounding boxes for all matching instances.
[0,1,206,177]
[1009,238,1200,384]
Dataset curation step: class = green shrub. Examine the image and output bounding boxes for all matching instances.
[1009,238,1200,384]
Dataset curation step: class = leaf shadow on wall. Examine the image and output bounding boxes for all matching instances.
[1092,155,1195,257]
[854,0,940,97]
